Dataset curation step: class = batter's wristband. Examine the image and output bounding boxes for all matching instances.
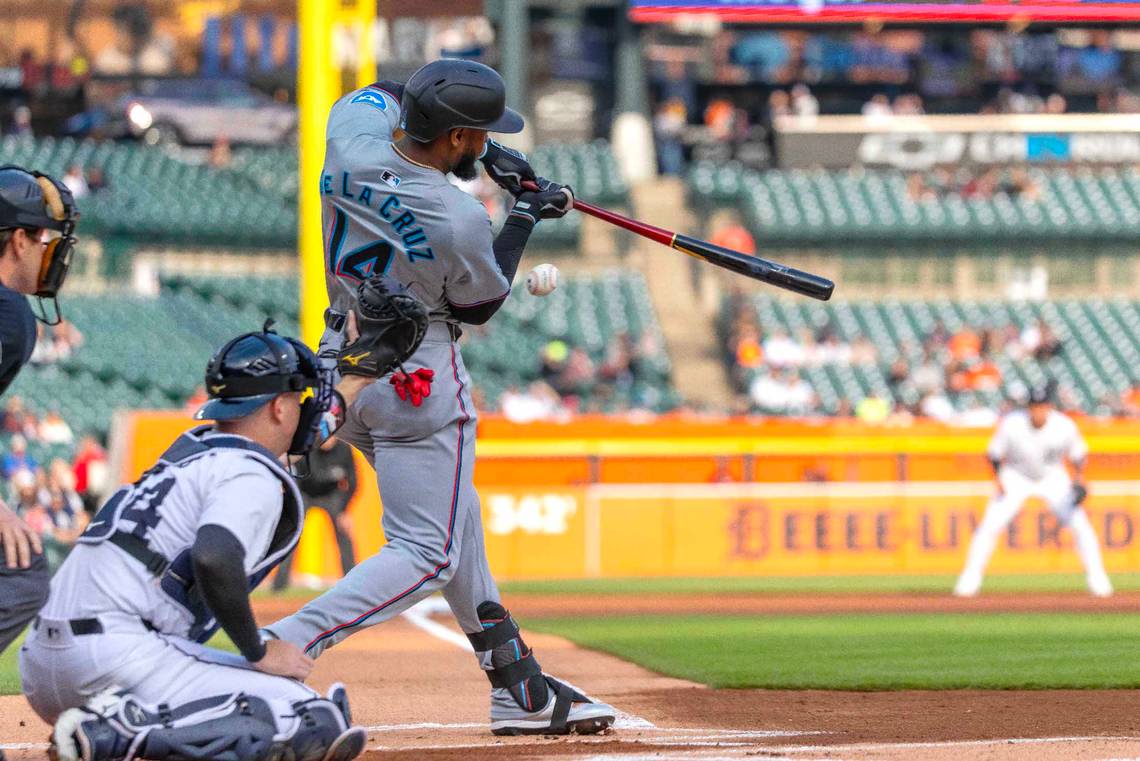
[466,616,520,651]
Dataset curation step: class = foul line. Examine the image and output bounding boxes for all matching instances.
[401,597,656,729]
[770,734,1140,754]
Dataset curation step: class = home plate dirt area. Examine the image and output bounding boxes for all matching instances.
[3,594,1140,760]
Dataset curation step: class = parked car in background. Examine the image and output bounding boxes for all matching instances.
[120,78,296,146]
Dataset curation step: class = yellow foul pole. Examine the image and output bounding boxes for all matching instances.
[297,0,333,349]
[298,0,377,349]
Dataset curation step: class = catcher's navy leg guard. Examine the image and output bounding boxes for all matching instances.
[51,692,275,761]
[51,691,365,761]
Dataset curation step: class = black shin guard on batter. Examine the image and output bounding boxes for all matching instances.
[467,602,551,712]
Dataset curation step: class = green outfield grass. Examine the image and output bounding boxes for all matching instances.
[527,611,1140,690]
[502,572,1140,596]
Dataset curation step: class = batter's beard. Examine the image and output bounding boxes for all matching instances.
[452,153,479,181]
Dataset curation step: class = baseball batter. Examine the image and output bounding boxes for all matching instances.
[954,386,1113,597]
[264,59,616,735]
[19,290,428,761]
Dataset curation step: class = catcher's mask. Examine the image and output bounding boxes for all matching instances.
[0,165,80,325]
[195,320,344,465]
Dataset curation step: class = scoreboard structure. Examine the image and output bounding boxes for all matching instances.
[628,1,1140,24]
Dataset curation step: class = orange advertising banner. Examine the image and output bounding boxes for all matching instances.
[118,412,1140,580]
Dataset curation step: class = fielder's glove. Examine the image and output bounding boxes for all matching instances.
[1071,481,1089,507]
[481,139,535,197]
[337,275,429,378]
[511,177,574,223]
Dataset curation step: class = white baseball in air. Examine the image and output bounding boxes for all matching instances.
[526,263,559,296]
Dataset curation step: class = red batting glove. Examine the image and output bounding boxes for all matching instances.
[390,368,435,407]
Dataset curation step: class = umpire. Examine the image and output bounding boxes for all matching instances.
[273,437,358,590]
[0,165,79,658]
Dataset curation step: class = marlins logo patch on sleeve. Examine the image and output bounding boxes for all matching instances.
[351,90,389,111]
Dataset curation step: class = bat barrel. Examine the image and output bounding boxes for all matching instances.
[673,234,835,301]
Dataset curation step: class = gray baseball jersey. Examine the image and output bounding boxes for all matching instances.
[317,84,509,355]
[268,85,505,657]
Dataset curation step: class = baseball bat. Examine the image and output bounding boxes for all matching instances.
[520,181,834,301]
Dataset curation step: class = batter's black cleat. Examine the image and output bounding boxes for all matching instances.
[489,676,616,736]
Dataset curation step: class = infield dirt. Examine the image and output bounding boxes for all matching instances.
[3,592,1140,760]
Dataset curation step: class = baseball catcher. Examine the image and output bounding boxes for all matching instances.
[19,298,425,761]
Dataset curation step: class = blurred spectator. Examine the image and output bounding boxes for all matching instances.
[912,346,946,394]
[749,368,815,415]
[554,348,596,398]
[2,434,37,480]
[11,469,49,532]
[599,333,635,388]
[763,328,805,368]
[704,97,736,140]
[85,166,109,194]
[733,324,764,373]
[861,93,892,119]
[850,336,878,364]
[2,396,37,438]
[653,98,687,175]
[39,410,73,445]
[768,89,792,118]
[500,382,565,423]
[72,435,108,511]
[963,356,1002,391]
[10,105,33,138]
[1020,318,1062,360]
[790,84,819,121]
[709,218,756,257]
[62,164,89,200]
[855,394,891,423]
[949,328,982,360]
[209,134,233,169]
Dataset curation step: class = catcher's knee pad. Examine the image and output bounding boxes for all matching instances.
[467,602,549,712]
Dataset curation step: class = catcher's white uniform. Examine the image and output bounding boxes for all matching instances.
[954,409,1112,597]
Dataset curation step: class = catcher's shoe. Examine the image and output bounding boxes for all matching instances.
[489,676,615,736]
[49,691,132,761]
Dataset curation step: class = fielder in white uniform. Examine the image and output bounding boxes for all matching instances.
[954,387,1113,597]
[19,326,373,761]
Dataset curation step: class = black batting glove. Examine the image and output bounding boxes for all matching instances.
[481,139,536,197]
[510,177,574,223]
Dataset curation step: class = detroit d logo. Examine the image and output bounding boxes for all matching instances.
[728,503,770,560]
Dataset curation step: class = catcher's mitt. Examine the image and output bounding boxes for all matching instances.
[337,275,428,377]
[1070,482,1089,507]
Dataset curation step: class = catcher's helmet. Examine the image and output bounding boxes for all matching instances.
[195,322,339,457]
[0,165,79,323]
[399,59,524,142]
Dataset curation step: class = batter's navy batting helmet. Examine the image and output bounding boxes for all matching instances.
[196,321,341,457]
[0,165,79,323]
[399,59,524,142]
